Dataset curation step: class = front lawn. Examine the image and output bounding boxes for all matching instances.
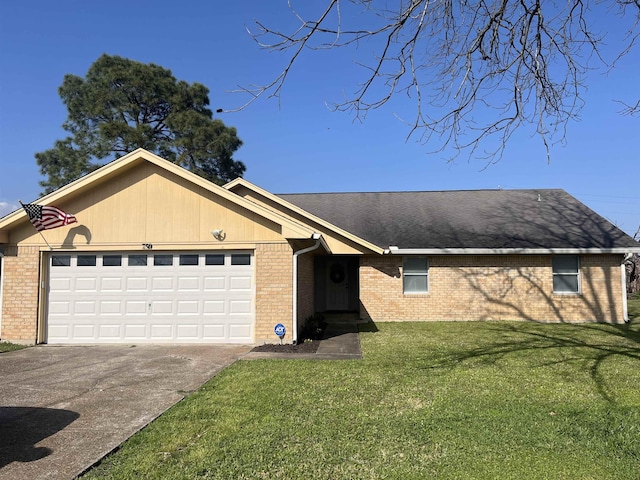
[629,292,640,320]
[84,320,640,479]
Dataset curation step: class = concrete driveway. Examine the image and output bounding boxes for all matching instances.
[0,344,250,480]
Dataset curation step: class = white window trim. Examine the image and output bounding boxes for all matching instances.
[403,256,429,294]
[552,255,581,295]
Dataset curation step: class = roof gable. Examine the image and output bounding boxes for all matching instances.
[0,149,315,242]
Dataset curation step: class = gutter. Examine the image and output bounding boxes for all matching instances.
[292,233,326,344]
[385,247,640,255]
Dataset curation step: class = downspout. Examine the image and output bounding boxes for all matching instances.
[292,233,323,344]
[623,253,633,322]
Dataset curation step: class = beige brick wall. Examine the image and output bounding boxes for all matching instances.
[1,246,41,343]
[254,243,294,344]
[360,254,626,323]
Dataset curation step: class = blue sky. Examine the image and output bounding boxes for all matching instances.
[1,1,638,236]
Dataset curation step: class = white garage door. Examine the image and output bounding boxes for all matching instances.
[47,251,254,344]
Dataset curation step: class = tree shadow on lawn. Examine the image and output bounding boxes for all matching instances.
[395,320,640,404]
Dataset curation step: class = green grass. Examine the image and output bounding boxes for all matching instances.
[0,342,28,353]
[629,292,640,320]
[83,320,640,480]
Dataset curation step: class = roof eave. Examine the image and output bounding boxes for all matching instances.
[387,247,640,255]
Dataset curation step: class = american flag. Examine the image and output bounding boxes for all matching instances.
[22,203,77,232]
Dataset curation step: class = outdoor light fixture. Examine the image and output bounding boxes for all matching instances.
[211,229,226,241]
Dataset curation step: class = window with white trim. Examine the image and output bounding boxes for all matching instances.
[552,255,580,294]
[403,257,429,294]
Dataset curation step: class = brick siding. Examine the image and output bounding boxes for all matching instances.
[254,243,293,344]
[360,254,626,323]
[1,246,41,343]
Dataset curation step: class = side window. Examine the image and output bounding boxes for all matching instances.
[403,257,429,294]
[552,255,580,294]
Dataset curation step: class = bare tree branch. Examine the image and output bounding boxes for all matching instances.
[231,0,640,162]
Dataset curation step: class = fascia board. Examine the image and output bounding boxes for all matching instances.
[225,178,385,254]
[388,247,640,255]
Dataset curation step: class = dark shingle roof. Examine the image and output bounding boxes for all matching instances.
[277,189,639,250]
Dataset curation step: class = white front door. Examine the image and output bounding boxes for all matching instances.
[47,251,254,344]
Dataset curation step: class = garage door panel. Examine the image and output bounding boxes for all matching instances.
[177,300,199,315]
[125,300,147,315]
[176,324,199,338]
[50,277,72,292]
[150,324,173,339]
[124,324,147,338]
[74,301,97,315]
[229,324,252,340]
[229,300,252,314]
[204,276,226,291]
[229,276,252,291]
[49,301,71,315]
[126,277,148,291]
[177,277,200,291]
[204,300,225,314]
[75,277,98,291]
[202,324,225,340]
[101,277,124,291]
[150,300,173,314]
[49,324,69,338]
[151,277,173,290]
[98,324,122,339]
[99,301,123,315]
[72,324,96,339]
[48,251,254,344]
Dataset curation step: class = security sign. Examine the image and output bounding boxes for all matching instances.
[274,323,286,338]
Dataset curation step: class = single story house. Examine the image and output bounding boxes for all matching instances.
[1,149,638,345]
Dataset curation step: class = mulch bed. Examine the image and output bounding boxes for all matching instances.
[251,340,320,354]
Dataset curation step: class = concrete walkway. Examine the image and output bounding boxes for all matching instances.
[245,314,363,360]
[0,344,250,480]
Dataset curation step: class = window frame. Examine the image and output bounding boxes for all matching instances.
[102,255,122,267]
[179,254,199,266]
[552,255,581,295]
[205,254,225,266]
[402,256,429,294]
[51,255,71,267]
[231,254,251,266]
[77,255,97,267]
